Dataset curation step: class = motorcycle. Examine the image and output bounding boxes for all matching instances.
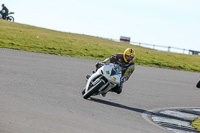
[0,10,14,22]
[82,63,122,99]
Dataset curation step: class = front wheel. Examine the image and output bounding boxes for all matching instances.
[197,80,200,88]
[83,81,104,99]
[7,16,14,22]
[82,87,86,95]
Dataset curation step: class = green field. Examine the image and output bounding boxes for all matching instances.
[0,20,200,72]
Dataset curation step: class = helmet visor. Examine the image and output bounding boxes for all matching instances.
[125,54,133,61]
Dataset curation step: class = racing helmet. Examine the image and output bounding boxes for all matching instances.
[123,48,135,63]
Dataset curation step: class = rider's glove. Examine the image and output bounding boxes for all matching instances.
[96,62,106,69]
[96,62,102,69]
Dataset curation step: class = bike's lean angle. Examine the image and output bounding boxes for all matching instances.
[82,63,122,99]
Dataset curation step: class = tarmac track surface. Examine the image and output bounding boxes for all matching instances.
[0,48,199,133]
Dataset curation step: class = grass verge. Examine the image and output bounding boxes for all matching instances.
[0,20,200,72]
[192,118,200,132]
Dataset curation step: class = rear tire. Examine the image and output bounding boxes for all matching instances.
[83,81,104,99]
[7,16,14,22]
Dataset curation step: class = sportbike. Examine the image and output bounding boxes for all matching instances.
[82,63,122,99]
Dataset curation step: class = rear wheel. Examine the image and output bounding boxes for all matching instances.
[83,81,104,99]
[7,16,14,22]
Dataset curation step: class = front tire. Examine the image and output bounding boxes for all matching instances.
[197,80,200,88]
[83,81,104,99]
[82,87,85,95]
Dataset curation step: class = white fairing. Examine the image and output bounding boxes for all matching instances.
[102,64,121,84]
[85,63,122,96]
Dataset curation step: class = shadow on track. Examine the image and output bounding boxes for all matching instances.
[90,97,149,114]
[89,97,198,132]
[89,97,192,122]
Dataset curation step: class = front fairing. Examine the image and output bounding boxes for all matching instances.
[102,64,121,84]
[85,68,102,91]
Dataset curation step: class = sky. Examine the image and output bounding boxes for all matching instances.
[2,0,200,53]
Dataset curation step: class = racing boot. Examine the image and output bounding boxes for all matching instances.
[111,85,122,94]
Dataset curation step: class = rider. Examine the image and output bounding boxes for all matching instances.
[1,4,9,20]
[96,48,135,96]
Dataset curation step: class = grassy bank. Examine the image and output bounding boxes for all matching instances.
[192,118,200,132]
[0,20,200,72]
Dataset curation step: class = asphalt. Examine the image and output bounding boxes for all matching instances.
[0,48,199,133]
